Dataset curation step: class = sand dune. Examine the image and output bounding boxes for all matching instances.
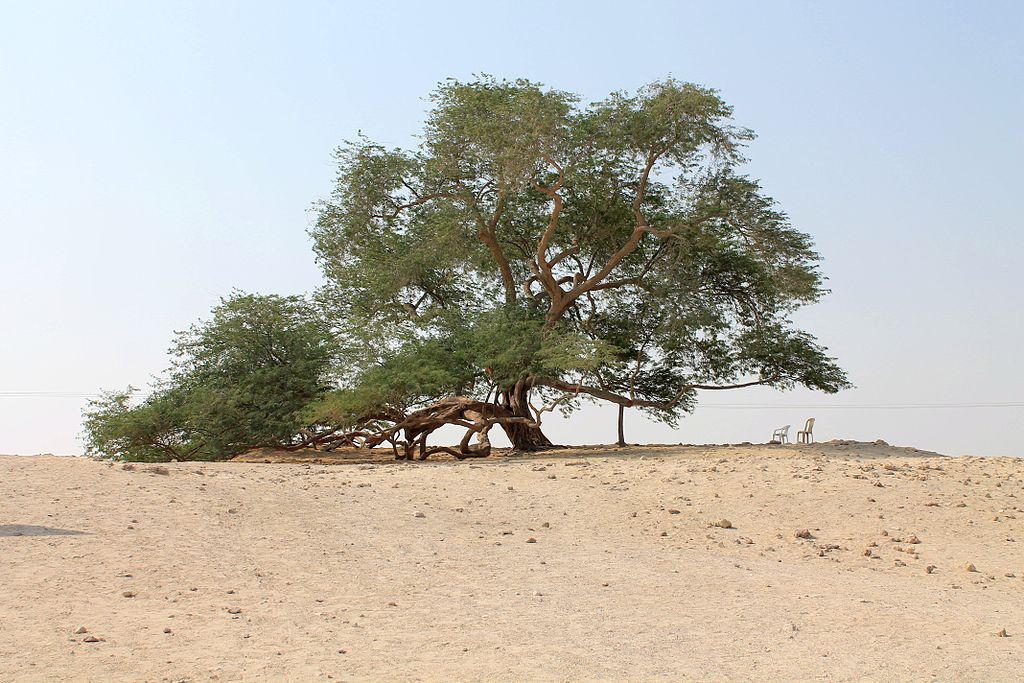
[1,443,1021,681]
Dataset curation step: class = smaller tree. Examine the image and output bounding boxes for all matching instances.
[83,293,337,461]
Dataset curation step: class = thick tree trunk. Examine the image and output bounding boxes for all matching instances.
[617,404,626,447]
[499,379,555,451]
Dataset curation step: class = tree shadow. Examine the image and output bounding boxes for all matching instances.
[0,524,88,537]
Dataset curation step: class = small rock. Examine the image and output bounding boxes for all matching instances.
[997,628,1008,637]
[82,635,102,643]
[526,537,537,543]
[147,466,170,475]
[163,627,172,634]
[121,463,135,471]
[122,591,136,598]
[714,519,733,529]
[667,509,681,515]
[964,563,978,573]
[794,529,813,539]
[227,607,242,614]
[74,626,88,634]
[541,522,550,528]
[387,602,397,607]
[926,565,937,574]
[660,531,668,537]
[414,512,426,518]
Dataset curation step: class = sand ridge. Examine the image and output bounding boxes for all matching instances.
[1,443,1021,681]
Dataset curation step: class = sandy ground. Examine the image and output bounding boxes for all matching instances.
[1,442,1022,682]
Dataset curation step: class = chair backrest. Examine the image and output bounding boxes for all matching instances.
[804,417,815,432]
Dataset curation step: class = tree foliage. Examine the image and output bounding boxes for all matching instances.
[83,293,337,460]
[309,76,849,451]
[85,76,849,461]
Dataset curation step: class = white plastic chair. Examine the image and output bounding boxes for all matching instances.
[771,425,790,444]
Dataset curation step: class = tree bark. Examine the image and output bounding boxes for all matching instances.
[617,404,626,447]
[499,379,555,451]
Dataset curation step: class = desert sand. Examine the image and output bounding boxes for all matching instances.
[1,442,1021,682]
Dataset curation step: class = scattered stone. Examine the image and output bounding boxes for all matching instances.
[997,628,1009,638]
[147,466,170,476]
[526,537,537,543]
[660,531,668,537]
[794,529,813,539]
[121,463,136,471]
[964,563,978,573]
[163,627,172,634]
[905,534,920,544]
[414,512,426,518]
[82,635,102,643]
[227,607,242,614]
[541,522,550,528]
[926,565,937,574]
[713,519,733,529]
[387,602,397,607]
[74,626,88,634]
[122,591,136,598]
[667,509,681,515]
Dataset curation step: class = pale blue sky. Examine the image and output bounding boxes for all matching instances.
[1,1,1022,456]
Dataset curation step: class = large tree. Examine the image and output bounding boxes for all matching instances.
[310,77,849,453]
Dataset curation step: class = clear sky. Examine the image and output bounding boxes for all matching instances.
[1,1,1022,456]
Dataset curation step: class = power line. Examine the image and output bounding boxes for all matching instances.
[0,392,1021,409]
[699,402,1024,409]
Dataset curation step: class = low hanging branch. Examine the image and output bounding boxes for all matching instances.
[311,396,542,461]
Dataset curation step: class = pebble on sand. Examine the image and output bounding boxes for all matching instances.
[713,519,733,529]
[997,628,1008,637]
[414,512,426,518]
[74,626,88,634]
[964,562,978,573]
[794,529,813,539]
[526,537,537,543]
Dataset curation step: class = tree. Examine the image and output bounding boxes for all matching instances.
[83,293,338,460]
[310,76,849,452]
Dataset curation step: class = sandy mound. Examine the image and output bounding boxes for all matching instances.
[1,443,1021,681]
